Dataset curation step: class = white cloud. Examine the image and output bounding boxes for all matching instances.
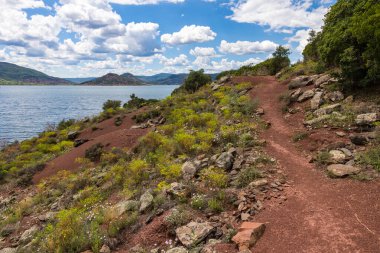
[288,29,312,53]
[189,47,217,57]
[219,40,278,55]
[202,57,263,73]
[159,54,189,66]
[229,0,328,31]
[161,25,217,45]
[109,0,184,4]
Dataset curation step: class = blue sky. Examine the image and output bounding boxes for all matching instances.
[0,0,335,77]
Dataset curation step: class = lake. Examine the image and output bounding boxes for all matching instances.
[0,85,178,143]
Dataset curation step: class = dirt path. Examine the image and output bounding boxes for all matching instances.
[239,76,380,253]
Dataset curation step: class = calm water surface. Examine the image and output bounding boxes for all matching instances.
[0,85,178,142]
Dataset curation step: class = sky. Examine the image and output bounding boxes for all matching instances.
[0,0,335,78]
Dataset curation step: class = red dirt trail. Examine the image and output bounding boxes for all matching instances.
[239,76,380,253]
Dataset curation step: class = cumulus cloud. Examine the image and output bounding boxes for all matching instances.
[159,54,189,66]
[109,0,184,4]
[161,25,217,45]
[189,47,217,57]
[229,0,329,31]
[219,40,278,55]
[202,57,263,73]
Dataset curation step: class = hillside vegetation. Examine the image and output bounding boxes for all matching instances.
[0,62,72,85]
[302,0,379,88]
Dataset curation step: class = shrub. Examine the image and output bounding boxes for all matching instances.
[57,119,76,130]
[164,207,191,231]
[126,159,149,185]
[190,194,207,210]
[236,166,262,188]
[207,198,224,213]
[292,132,309,142]
[200,167,229,189]
[123,94,158,109]
[359,147,380,171]
[108,211,139,237]
[103,100,121,111]
[315,151,331,165]
[85,143,104,162]
[159,163,182,179]
[181,69,212,93]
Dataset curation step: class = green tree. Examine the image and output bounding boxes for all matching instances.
[271,46,291,74]
[303,0,380,88]
[182,69,212,93]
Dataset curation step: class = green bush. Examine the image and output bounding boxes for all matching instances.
[302,0,380,88]
[200,167,229,188]
[123,94,158,109]
[236,166,262,188]
[359,147,380,171]
[181,69,211,93]
[85,143,104,162]
[102,100,121,111]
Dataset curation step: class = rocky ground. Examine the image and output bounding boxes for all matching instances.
[0,74,379,253]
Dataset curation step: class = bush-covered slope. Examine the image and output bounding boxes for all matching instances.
[303,0,380,88]
[81,73,148,86]
[0,62,72,85]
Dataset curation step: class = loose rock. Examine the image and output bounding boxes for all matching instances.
[355,113,378,125]
[310,91,324,110]
[139,190,154,212]
[297,90,315,102]
[313,103,342,117]
[232,222,266,251]
[176,222,215,248]
[327,164,361,177]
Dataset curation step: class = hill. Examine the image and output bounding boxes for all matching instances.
[137,73,218,85]
[64,77,96,84]
[0,62,72,85]
[81,73,148,86]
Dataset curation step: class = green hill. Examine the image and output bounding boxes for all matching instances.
[0,62,72,85]
[81,73,148,86]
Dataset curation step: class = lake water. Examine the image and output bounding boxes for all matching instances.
[0,85,178,143]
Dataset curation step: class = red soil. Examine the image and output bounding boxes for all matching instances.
[33,110,151,183]
[237,76,380,253]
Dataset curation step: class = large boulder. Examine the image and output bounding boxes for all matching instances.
[350,134,369,146]
[181,161,199,180]
[288,76,313,89]
[355,113,378,125]
[139,190,154,213]
[215,151,235,171]
[176,222,215,248]
[324,91,344,102]
[19,225,39,245]
[232,222,266,251]
[112,200,140,217]
[297,90,315,102]
[314,74,331,87]
[313,103,342,117]
[289,88,302,102]
[327,164,360,177]
[329,150,346,164]
[310,91,324,110]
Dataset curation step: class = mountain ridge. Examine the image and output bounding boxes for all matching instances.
[0,62,72,85]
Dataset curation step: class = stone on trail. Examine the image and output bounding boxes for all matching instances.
[99,244,111,253]
[290,88,302,102]
[327,164,361,177]
[232,222,266,251]
[215,151,234,171]
[19,225,39,244]
[176,222,215,248]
